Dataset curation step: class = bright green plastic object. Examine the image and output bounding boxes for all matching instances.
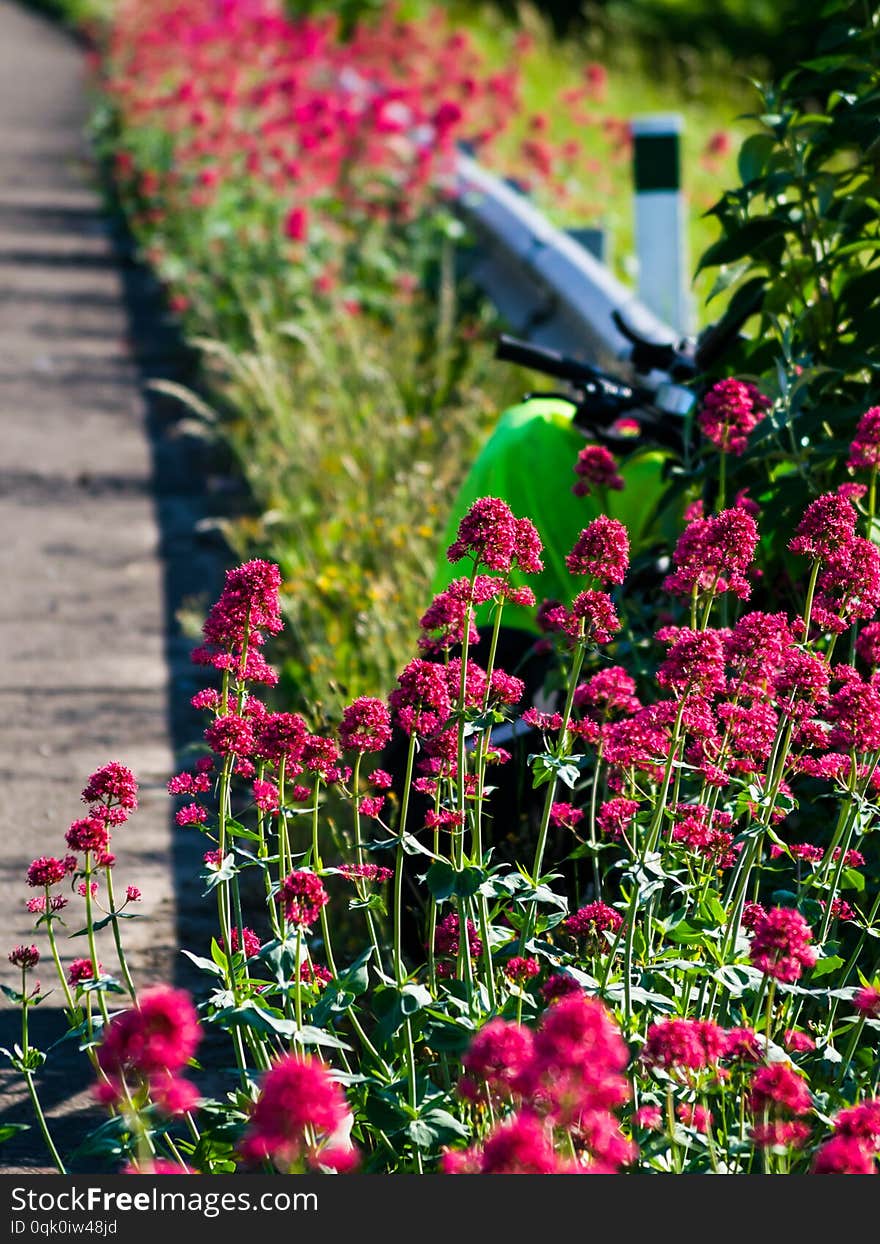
[431,396,670,633]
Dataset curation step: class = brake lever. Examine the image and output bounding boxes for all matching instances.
[612,309,697,380]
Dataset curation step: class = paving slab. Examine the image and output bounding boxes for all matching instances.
[0,0,232,1171]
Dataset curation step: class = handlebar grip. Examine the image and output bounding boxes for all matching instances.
[495,334,601,385]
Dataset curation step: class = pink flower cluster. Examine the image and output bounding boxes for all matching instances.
[847,406,880,473]
[106,0,626,292]
[240,1054,356,1171]
[748,907,817,984]
[448,995,633,1173]
[274,870,329,929]
[572,444,624,496]
[96,986,201,1117]
[697,377,770,457]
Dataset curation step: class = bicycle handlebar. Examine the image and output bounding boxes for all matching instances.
[494,334,603,386]
[610,310,696,378]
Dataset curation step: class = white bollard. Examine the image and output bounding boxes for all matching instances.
[631,114,692,337]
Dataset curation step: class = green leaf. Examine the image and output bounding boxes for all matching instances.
[420,1108,469,1142]
[666,920,718,945]
[0,1123,29,1143]
[424,1014,475,1054]
[338,947,373,997]
[425,861,485,901]
[259,936,307,985]
[406,1119,435,1149]
[180,950,225,979]
[400,983,433,1015]
[812,955,845,979]
[696,218,788,274]
[225,818,262,843]
[202,854,239,893]
[211,1000,298,1039]
[293,1025,352,1051]
[80,975,126,995]
[67,912,141,938]
[738,133,777,184]
[425,861,456,901]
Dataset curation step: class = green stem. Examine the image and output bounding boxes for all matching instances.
[83,854,110,1026]
[294,924,303,1036]
[802,559,821,637]
[104,867,137,1001]
[393,732,418,986]
[43,891,76,1014]
[22,976,66,1174]
[351,754,385,973]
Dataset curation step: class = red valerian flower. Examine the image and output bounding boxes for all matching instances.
[663,508,757,601]
[434,912,482,961]
[857,621,880,668]
[657,627,727,697]
[388,658,452,736]
[570,590,620,643]
[549,802,585,831]
[444,1112,566,1174]
[8,945,40,969]
[252,712,308,765]
[26,856,75,888]
[447,497,543,574]
[65,817,110,854]
[220,927,262,958]
[833,1100,880,1148]
[565,516,629,583]
[697,377,770,456]
[81,762,139,816]
[458,1018,535,1102]
[575,666,640,720]
[847,406,880,472]
[750,1120,810,1150]
[749,907,817,983]
[854,986,880,1018]
[275,871,329,928]
[541,974,584,1003]
[812,537,880,635]
[175,803,208,827]
[202,559,283,652]
[596,797,640,839]
[522,994,631,1123]
[749,1063,812,1116]
[642,1019,727,1072]
[504,956,540,984]
[68,958,101,986]
[240,1054,352,1170]
[788,492,858,561]
[338,863,393,884]
[121,1160,194,1175]
[572,444,625,496]
[339,697,392,753]
[563,902,623,947]
[677,1103,713,1132]
[812,1135,876,1174]
[204,713,254,758]
[97,986,200,1083]
[826,677,880,752]
[252,779,279,813]
[783,1029,816,1054]
[283,205,308,242]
